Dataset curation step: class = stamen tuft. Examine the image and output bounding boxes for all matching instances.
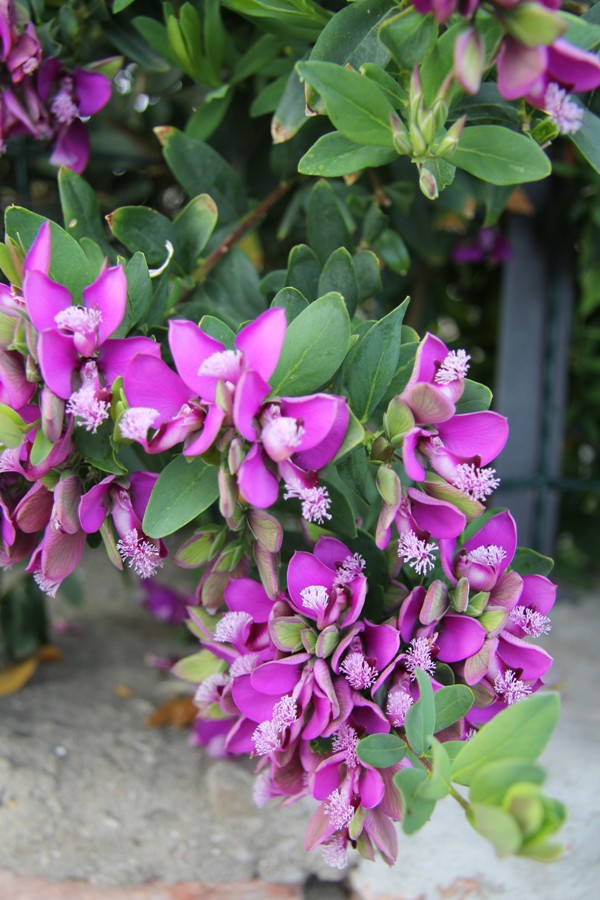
[340,651,378,691]
[434,349,470,385]
[494,669,532,705]
[452,464,500,501]
[404,636,436,680]
[466,544,506,567]
[398,530,437,575]
[213,610,253,644]
[300,584,329,614]
[386,689,414,727]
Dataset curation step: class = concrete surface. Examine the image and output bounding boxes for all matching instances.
[0,553,599,899]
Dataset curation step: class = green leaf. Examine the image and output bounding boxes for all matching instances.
[356,733,407,768]
[394,768,436,834]
[107,206,176,269]
[467,803,522,856]
[336,446,373,503]
[320,479,357,539]
[271,286,309,322]
[5,208,97,301]
[171,649,227,683]
[455,379,493,414]
[318,248,359,317]
[123,252,153,332]
[199,315,235,347]
[58,167,112,257]
[343,298,409,421]
[173,194,218,270]
[297,61,395,147]
[310,0,393,69]
[404,667,436,757]
[271,67,308,143]
[72,422,126,476]
[570,109,600,175]
[158,129,247,225]
[434,684,475,732]
[299,132,397,177]
[107,18,171,72]
[143,456,220,538]
[451,693,560,786]
[29,428,53,468]
[418,737,451,800]
[113,0,136,12]
[307,180,352,264]
[186,86,232,142]
[0,404,27,448]
[562,11,600,50]
[374,228,410,275]
[469,759,546,805]
[511,547,554,576]
[286,244,321,301]
[269,292,351,396]
[332,408,365,463]
[451,126,551,186]
[379,9,437,70]
[222,0,330,41]
[354,250,382,302]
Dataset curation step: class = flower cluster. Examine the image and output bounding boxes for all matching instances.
[414,0,600,131]
[1,0,111,171]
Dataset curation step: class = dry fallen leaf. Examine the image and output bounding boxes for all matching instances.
[145,695,197,728]
[0,645,63,696]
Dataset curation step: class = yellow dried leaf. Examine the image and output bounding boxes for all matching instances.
[0,656,40,696]
[145,695,197,728]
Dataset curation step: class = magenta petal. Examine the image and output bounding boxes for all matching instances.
[303,693,333,741]
[358,766,385,809]
[24,221,51,275]
[312,757,343,801]
[250,655,309,695]
[280,394,338,453]
[399,587,425,642]
[129,472,159,521]
[235,307,287,382]
[183,404,224,456]
[78,477,114,533]
[363,621,400,670]
[436,411,509,465]
[437,613,487,663]
[83,266,126,344]
[287,550,336,617]
[237,444,280,508]
[0,349,36,408]
[496,38,547,100]
[224,578,273,623]
[14,483,53,533]
[350,693,390,733]
[231,674,278,721]
[364,807,398,865]
[293,396,349,471]
[232,369,270,441]
[50,121,89,174]
[408,488,466,539]
[24,270,72,332]
[37,331,78,399]
[439,538,458,585]
[314,536,351,569]
[168,319,224,397]
[36,56,61,103]
[73,68,112,115]
[41,527,86,581]
[498,632,553,681]
[401,428,427,481]
[402,382,456,424]
[99,337,160,387]
[519,574,557,615]
[547,39,600,93]
[408,332,449,385]
[124,354,192,422]
[304,804,336,852]
[224,716,257,754]
[462,510,517,571]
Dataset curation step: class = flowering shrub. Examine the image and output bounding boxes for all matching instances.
[4,0,599,876]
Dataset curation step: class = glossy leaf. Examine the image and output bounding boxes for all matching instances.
[143,456,220,537]
[356,733,407,768]
[434,684,474,732]
[299,132,397,177]
[451,126,551,186]
[269,291,351,396]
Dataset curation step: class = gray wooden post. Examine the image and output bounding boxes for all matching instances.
[493,189,574,556]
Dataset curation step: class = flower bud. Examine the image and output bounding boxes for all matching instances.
[420,580,449,625]
[417,108,438,148]
[370,433,394,463]
[409,67,423,120]
[504,3,566,49]
[451,576,470,612]
[531,117,560,146]
[301,627,317,654]
[228,437,244,474]
[53,474,82,534]
[431,97,449,132]
[254,542,279,598]
[376,465,401,506]
[218,467,237,521]
[390,113,412,155]
[465,590,490,616]
[410,121,429,158]
[435,115,467,159]
[479,606,509,637]
[0,313,16,349]
[453,27,485,95]
[247,508,283,553]
[418,165,439,201]
[384,396,415,445]
[315,624,339,658]
[40,387,64,443]
[270,616,305,652]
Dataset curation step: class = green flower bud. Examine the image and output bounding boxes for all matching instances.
[315,624,340,658]
[410,122,429,158]
[504,3,566,49]
[376,465,402,506]
[384,396,415,446]
[390,112,412,155]
[418,164,439,200]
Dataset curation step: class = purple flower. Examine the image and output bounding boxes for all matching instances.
[452,228,512,266]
